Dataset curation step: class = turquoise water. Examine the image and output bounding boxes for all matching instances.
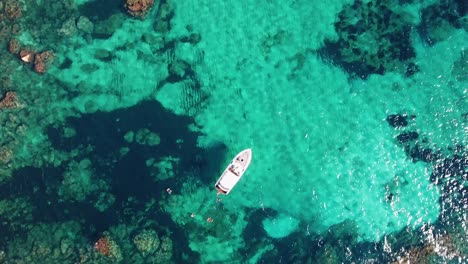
[0,0,466,263]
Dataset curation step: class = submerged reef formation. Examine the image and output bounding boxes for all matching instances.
[418,0,467,45]
[321,0,465,79]
[0,0,22,53]
[320,0,417,78]
[134,232,173,262]
[93,233,122,261]
[384,112,467,262]
[33,50,56,73]
[7,39,56,73]
[0,100,200,262]
[5,221,92,262]
[256,109,466,263]
[0,91,20,109]
[387,225,463,263]
[132,229,160,256]
[58,159,110,205]
[21,0,79,47]
[3,0,22,20]
[0,0,465,262]
[124,0,156,18]
[451,51,467,81]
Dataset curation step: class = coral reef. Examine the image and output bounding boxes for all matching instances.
[135,128,161,146]
[94,192,116,212]
[0,197,33,230]
[58,159,110,205]
[7,39,20,54]
[161,179,248,262]
[0,8,21,47]
[4,0,22,20]
[94,237,112,256]
[76,16,94,34]
[133,229,160,255]
[7,39,55,73]
[4,221,93,262]
[146,156,179,181]
[153,235,173,262]
[124,0,155,18]
[0,146,13,164]
[21,0,78,47]
[94,234,122,261]
[95,222,176,263]
[124,128,161,146]
[322,0,466,78]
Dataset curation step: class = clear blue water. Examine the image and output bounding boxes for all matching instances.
[0,0,466,263]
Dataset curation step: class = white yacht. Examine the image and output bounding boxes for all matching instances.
[215,148,252,195]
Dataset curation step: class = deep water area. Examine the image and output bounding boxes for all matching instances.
[0,0,466,263]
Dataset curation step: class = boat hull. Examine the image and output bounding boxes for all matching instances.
[215,148,252,195]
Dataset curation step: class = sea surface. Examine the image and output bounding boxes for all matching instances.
[0,0,466,263]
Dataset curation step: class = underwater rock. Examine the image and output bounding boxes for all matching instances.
[396,131,419,144]
[124,0,155,18]
[386,114,409,128]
